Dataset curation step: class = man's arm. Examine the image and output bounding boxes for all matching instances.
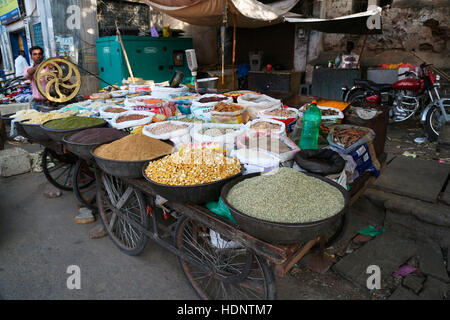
[23,65,36,80]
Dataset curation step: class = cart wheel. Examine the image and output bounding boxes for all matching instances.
[73,159,97,211]
[42,147,78,191]
[96,171,149,256]
[174,216,276,300]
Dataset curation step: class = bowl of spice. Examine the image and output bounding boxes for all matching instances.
[62,128,129,160]
[221,167,348,244]
[41,116,107,143]
[92,134,174,178]
[143,148,242,204]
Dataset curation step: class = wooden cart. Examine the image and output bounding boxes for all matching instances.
[93,153,386,300]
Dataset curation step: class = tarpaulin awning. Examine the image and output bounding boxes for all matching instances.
[284,5,383,34]
[144,0,300,28]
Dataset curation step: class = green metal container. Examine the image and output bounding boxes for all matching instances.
[96,36,194,88]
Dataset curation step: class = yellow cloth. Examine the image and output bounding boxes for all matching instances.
[316,99,350,111]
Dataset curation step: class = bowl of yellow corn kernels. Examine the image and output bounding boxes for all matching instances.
[142,148,242,204]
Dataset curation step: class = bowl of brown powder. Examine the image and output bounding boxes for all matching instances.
[91,134,174,178]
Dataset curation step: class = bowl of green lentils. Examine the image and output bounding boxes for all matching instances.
[41,116,108,143]
[221,167,349,244]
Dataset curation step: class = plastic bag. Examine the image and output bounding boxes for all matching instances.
[294,149,345,176]
[327,124,375,154]
[142,120,192,141]
[348,143,380,177]
[110,110,154,130]
[168,92,200,115]
[151,84,188,99]
[258,106,299,134]
[126,97,179,118]
[211,106,249,124]
[235,131,299,162]
[98,105,131,119]
[190,123,244,144]
[206,198,237,224]
[237,93,282,120]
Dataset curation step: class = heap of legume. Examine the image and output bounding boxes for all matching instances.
[147,122,188,135]
[43,116,105,129]
[116,114,148,123]
[250,121,281,131]
[144,148,241,186]
[226,167,345,223]
[104,107,128,113]
[199,128,238,137]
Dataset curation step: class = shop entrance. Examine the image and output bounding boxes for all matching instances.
[9,29,30,64]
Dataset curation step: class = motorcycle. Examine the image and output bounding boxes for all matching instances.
[342,62,449,141]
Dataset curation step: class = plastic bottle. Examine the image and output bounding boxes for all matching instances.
[299,101,321,150]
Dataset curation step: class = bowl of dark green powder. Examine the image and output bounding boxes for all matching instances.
[221,167,349,244]
[41,116,107,143]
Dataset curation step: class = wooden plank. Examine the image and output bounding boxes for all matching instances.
[274,238,320,277]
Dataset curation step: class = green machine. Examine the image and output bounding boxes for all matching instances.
[96,36,194,88]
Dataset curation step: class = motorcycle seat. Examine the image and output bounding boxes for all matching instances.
[354,79,392,92]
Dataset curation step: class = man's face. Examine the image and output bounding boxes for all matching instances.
[31,49,43,65]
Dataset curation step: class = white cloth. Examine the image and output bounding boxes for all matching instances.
[15,55,29,78]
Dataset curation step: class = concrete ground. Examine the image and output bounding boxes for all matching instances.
[0,166,371,300]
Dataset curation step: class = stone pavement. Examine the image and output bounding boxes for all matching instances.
[298,153,450,300]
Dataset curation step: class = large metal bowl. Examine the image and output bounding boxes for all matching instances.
[20,121,51,143]
[91,140,174,179]
[41,118,107,143]
[62,130,128,161]
[221,172,349,244]
[0,113,15,126]
[142,162,243,205]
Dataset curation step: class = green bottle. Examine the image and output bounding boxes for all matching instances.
[299,101,321,150]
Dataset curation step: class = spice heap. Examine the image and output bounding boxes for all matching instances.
[94,134,173,161]
[67,128,128,144]
[144,148,241,186]
[250,121,281,131]
[263,109,297,118]
[213,102,243,112]
[147,122,188,135]
[104,107,128,113]
[116,114,149,123]
[44,116,105,129]
[227,167,345,223]
[331,126,369,148]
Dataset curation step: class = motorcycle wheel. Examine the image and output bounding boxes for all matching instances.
[347,89,367,103]
[424,104,450,141]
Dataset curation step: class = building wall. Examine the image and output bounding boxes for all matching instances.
[296,0,450,83]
